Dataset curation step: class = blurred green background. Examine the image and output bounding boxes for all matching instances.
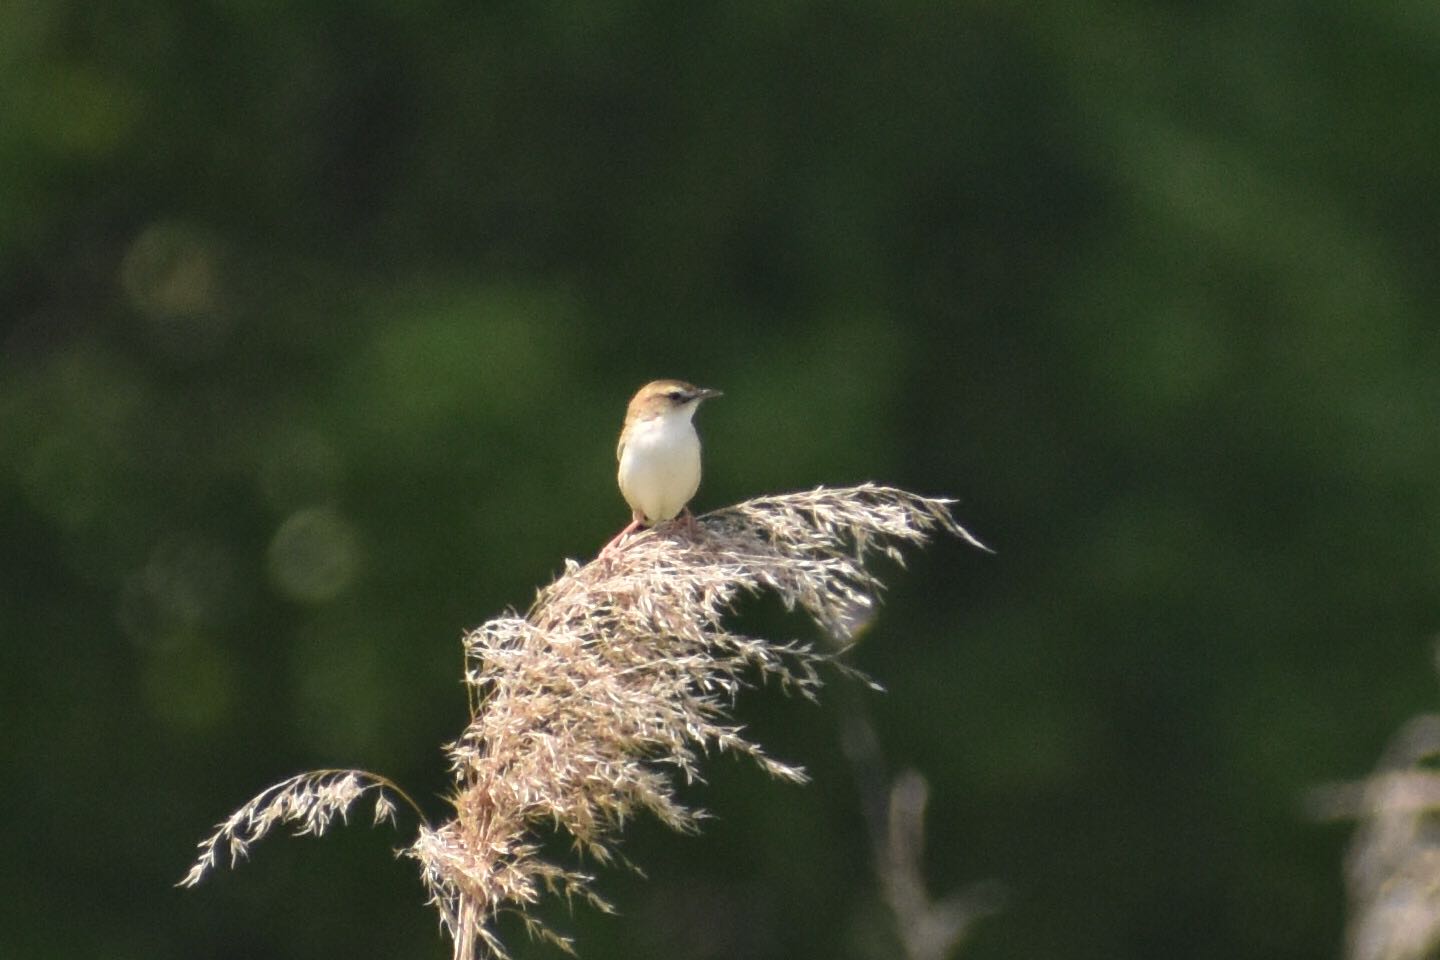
[4,2,1438,958]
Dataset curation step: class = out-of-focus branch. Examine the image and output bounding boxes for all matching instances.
[842,703,1003,960]
[1311,706,1440,960]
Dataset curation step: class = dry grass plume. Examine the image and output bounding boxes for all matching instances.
[181,484,986,958]
[1310,653,1440,960]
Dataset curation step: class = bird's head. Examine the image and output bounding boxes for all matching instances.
[626,379,723,424]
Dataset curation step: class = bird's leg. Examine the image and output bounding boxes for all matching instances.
[599,511,646,559]
[678,506,702,539]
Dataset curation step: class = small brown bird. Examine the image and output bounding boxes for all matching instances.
[610,379,722,545]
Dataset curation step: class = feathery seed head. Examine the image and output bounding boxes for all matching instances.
[181,484,985,960]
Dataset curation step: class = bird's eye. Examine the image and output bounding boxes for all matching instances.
[667,390,686,402]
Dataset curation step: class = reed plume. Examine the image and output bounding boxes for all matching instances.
[1310,665,1440,960]
[181,484,985,958]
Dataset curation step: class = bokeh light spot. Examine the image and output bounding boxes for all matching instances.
[266,506,362,604]
[118,534,239,644]
[119,220,232,360]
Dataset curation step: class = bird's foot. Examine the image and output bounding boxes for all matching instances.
[598,515,646,562]
[678,507,703,539]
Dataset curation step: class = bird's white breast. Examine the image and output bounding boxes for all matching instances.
[618,411,702,523]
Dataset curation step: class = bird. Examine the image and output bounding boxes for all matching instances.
[609,379,722,548]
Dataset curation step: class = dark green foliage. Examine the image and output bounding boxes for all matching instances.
[2,2,1435,958]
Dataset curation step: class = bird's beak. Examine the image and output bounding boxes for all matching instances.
[695,387,723,401]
